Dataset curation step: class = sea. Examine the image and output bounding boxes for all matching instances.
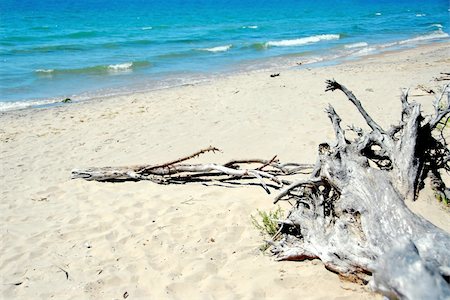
[1,0,449,111]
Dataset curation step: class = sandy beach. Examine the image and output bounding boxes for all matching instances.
[1,42,449,299]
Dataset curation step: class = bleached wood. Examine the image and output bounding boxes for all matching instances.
[271,80,450,299]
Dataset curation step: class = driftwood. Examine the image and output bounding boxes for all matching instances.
[72,146,314,193]
[72,81,450,299]
[271,81,450,299]
[435,72,450,82]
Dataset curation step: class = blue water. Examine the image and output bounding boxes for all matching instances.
[1,0,449,111]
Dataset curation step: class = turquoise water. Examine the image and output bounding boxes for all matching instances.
[1,0,449,111]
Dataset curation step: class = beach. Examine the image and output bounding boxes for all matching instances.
[1,42,449,299]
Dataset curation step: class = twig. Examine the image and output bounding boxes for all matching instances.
[138,146,221,173]
[257,155,278,171]
[417,84,434,94]
[429,84,450,129]
[437,115,449,145]
[274,178,322,204]
[56,266,69,280]
[326,79,384,133]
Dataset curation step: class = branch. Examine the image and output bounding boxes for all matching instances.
[400,88,411,122]
[224,159,314,175]
[257,155,278,171]
[224,158,277,168]
[437,115,450,145]
[387,124,403,139]
[326,105,347,147]
[273,178,323,204]
[137,145,221,173]
[70,147,317,194]
[72,163,284,193]
[325,80,384,133]
[429,84,450,130]
[347,125,364,137]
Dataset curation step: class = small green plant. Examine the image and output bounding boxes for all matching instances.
[435,117,450,131]
[251,206,284,237]
[61,98,72,103]
[251,206,284,252]
[435,192,449,206]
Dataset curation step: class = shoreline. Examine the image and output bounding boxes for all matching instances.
[1,39,448,113]
[1,40,449,299]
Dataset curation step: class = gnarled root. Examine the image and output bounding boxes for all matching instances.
[272,80,450,299]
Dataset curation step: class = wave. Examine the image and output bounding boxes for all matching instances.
[375,12,382,16]
[242,25,258,29]
[64,30,99,39]
[147,25,170,30]
[344,42,369,49]
[200,44,232,52]
[0,99,63,112]
[397,29,449,45]
[107,62,133,71]
[375,30,449,50]
[127,39,154,45]
[353,47,377,56]
[34,61,151,76]
[100,38,154,49]
[156,50,200,60]
[430,24,443,29]
[344,30,449,58]
[166,38,205,44]
[415,13,426,17]
[265,34,340,47]
[13,44,85,54]
[2,35,36,42]
[3,31,102,43]
[248,42,266,51]
[31,25,52,31]
[35,69,55,73]
[13,38,155,54]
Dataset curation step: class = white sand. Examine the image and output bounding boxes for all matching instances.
[1,42,449,299]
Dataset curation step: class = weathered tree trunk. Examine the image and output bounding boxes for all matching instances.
[72,81,450,299]
[272,81,450,299]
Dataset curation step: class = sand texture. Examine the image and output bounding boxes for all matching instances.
[1,42,449,299]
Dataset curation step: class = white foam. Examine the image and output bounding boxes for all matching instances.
[107,62,133,70]
[353,47,377,56]
[415,13,426,17]
[301,56,325,64]
[345,42,369,49]
[201,44,232,52]
[297,52,345,66]
[379,41,398,48]
[0,99,62,112]
[243,25,258,29]
[375,12,382,16]
[374,30,449,52]
[430,24,443,29]
[398,30,449,45]
[35,69,55,73]
[266,34,340,47]
[141,26,153,30]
